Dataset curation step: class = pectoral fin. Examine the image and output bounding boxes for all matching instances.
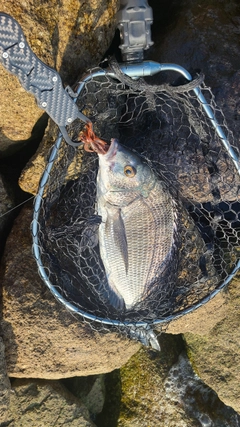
[105,207,128,273]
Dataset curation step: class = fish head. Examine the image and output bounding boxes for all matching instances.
[97,139,156,206]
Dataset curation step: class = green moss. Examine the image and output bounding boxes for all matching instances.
[118,333,184,425]
[95,333,184,426]
[184,333,209,376]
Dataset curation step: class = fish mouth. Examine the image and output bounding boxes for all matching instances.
[101,138,118,159]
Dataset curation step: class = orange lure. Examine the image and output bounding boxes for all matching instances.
[79,122,109,155]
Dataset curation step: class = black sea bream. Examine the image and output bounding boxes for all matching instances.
[96,138,179,310]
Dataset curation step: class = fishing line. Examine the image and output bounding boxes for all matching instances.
[0,195,35,219]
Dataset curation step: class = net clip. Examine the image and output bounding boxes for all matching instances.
[116,0,154,63]
[129,325,161,351]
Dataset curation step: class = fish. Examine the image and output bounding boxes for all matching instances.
[96,138,179,310]
[79,123,219,313]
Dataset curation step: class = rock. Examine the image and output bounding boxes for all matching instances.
[165,251,240,416]
[18,121,58,195]
[166,286,229,336]
[0,203,139,379]
[53,0,118,85]
[117,340,192,427]
[0,337,11,424]
[62,374,105,419]
[151,0,240,92]
[184,275,240,413]
[5,378,97,426]
[83,375,105,417]
[97,335,240,426]
[0,0,118,154]
[164,352,240,427]
[0,67,44,155]
[98,335,190,427]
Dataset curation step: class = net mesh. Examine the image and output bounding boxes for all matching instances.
[33,62,240,332]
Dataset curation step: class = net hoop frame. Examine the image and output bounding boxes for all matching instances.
[32,61,240,328]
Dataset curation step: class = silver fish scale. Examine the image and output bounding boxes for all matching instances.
[98,179,177,310]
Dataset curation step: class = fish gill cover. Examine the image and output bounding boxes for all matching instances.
[33,62,240,336]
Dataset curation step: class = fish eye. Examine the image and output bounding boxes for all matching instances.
[124,165,136,178]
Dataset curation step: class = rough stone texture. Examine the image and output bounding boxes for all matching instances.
[165,260,240,415]
[63,374,106,418]
[166,286,229,336]
[118,343,196,427]
[164,352,240,427]
[159,249,239,342]
[184,275,240,414]
[0,337,11,425]
[98,336,240,427]
[97,335,192,427]
[0,203,139,379]
[5,378,97,427]
[0,67,44,155]
[0,0,118,154]
[18,121,58,195]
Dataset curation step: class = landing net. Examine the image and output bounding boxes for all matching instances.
[32,61,240,331]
